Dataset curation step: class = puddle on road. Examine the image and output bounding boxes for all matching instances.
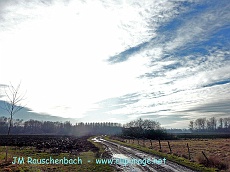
[92,138,146,172]
[113,153,129,159]
[92,137,101,142]
[112,154,143,172]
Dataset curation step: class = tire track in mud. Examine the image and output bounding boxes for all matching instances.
[95,138,197,172]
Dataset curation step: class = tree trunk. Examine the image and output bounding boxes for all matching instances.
[5,113,13,162]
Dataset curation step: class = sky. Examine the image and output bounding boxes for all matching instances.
[0,0,230,128]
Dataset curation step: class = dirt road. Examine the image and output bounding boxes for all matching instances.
[94,137,197,172]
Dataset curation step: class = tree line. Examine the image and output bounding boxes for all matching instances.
[122,118,170,139]
[189,117,230,132]
[0,116,122,136]
[0,117,170,139]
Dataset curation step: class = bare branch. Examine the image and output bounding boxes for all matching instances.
[4,101,11,113]
[4,88,13,104]
[0,82,26,130]
[0,105,10,114]
[12,106,24,116]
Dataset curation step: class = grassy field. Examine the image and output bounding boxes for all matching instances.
[122,138,230,171]
[0,136,115,172]
[105,136,230,172]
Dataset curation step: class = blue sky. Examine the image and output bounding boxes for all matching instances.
[0,0,229,128]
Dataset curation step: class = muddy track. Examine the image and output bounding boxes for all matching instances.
[96,138,197,172]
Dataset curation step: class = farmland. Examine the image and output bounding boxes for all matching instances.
[121,138,230,171]
[0,135,114,172]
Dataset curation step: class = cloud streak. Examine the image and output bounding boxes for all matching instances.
[0,0,229,128]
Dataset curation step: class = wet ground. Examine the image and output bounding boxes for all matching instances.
[93,137,197,172]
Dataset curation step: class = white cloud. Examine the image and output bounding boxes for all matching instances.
[0,0,182,118]
[0,0,229,128]
[165,2,230,51]
[105,48,230,127]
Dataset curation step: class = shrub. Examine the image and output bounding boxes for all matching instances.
[208,156,228,170]
[197,155,229,170]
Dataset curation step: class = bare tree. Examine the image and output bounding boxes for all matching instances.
[194,118,206,131]
[223,117,230,129]
[124,118,161,130]
[209,117,217,130]
[218,118,223,129]
[206,119,212,131]
[188,120,194,131]
[0,83,26,162]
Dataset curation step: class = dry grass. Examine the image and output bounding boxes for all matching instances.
[125,138,230,171]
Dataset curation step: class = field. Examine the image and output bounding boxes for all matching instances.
[124,138,230,171]
[1,135,229,171]
[0,135,114,172]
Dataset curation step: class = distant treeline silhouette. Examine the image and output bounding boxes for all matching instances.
[0,117,170,139]
[3,116,229,138]
[122,118,171,139]
[0,116,122,136]
[189,117,230,132]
